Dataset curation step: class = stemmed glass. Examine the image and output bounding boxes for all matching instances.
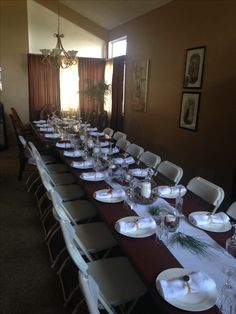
[225,224,236,258]
[218,266,236,314]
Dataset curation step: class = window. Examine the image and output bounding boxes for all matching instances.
[60,64,79,112]
[108,36,127,58]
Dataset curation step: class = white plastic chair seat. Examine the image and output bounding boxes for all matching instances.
[74,222,117,253]
[45,163,69,174]
[125,143,144,159]
[115,138,130,151]
[55,184,85,202]
[187,177,225,213]
[227,201,236,220]
[64,200,97,222]
[138,151,161,169]
[87,256,147,306]
[50,173,77,186]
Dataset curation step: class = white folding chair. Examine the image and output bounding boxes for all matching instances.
[226,201,236,220]
[138,151,161,169]
[125,143,144,159]
[113,131,127,142]
[115,138,130,151]
[60,220,147,314]
[156,160,183,185]
[50,188,117,262]
[103,127,114,138]
[186,176,225,214]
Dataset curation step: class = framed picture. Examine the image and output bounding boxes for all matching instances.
[179,92,200,131]
[183,46,205,89]
[131,59,149,112]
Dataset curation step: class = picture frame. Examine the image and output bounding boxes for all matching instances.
[131,59,149,112]
[183,46,205,89]
[179,92,200,131]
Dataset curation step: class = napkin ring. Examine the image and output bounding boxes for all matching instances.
[183,275,192,293]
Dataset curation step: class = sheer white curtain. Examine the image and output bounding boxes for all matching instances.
[60,63,79,113]
[104,60,113,115]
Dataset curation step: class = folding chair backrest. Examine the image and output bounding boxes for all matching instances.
[113,131,126,142]
[125,143,144,159]
[186,176,225,213]
[79,272,114,314]
[50,189,70,222]
[138,151,161,169]
[60,220,88,274]
[103,127,114,138]
[226,201,236,220]
[115,138,130,151]
[156,160,183,185]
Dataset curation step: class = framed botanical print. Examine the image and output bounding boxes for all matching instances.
[179,92,200,131]
[183,46,206,89]
[131,59,149,112]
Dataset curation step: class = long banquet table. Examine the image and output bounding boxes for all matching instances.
[31,124,236,314]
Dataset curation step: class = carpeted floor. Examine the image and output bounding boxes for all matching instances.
[0,147,70,314]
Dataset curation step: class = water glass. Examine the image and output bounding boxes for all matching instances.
[156,218,169,244]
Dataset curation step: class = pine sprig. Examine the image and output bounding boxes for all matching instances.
[148,205,168,216]
[168,232,213,257]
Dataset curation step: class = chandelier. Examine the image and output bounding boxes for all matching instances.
[40,2,78,69]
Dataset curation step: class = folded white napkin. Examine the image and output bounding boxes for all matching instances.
[101,147,119,155]
[87,127,97,131]
[80,123,90,127]
[56,142,74,148]
[64,150,83,157]
[36,123,50,128]
[189,212,230,226]
[116,217,156,233]
[112,156,135,165]
[44,133,60,139]
[90,131,104,137]
[156,185,187,197]
[81,172,105,179]
[157,271,215,299]
[71,159,94,168]
[40,127,54,132]
[129,168,149,177]
[100,141,110,147]
[33,120,46,124]
[95,189,125,199]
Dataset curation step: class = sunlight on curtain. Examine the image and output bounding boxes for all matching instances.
[60,64,79,113]
[104,60,113,115]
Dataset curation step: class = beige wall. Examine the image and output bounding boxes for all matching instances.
[0,0,29,144]
[109,0,236,206]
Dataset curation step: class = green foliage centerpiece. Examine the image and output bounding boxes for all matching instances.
[168,232,213,257]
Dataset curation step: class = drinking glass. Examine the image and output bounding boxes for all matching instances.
[225,224,236,258]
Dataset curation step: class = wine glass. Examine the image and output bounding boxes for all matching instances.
[155,216,169,244]
[218,266,236,314]
[225,224,236,258]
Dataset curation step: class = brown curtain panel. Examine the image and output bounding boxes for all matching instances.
[28,54,60,121]
[110,56,125,131]
[78,58,105,118]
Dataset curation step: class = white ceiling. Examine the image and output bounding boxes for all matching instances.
[60,0,172,30]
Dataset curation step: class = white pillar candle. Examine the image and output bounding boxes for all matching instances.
[141,181,151,198]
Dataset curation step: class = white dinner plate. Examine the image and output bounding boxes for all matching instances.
[156,268,217,312]
[128,168,148,178]
[115,216,156,238]
[188,211,232,233]
[93,189,124,203]
[71,162,94,169]
[80,172,105,182]
[155,188,186,199]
